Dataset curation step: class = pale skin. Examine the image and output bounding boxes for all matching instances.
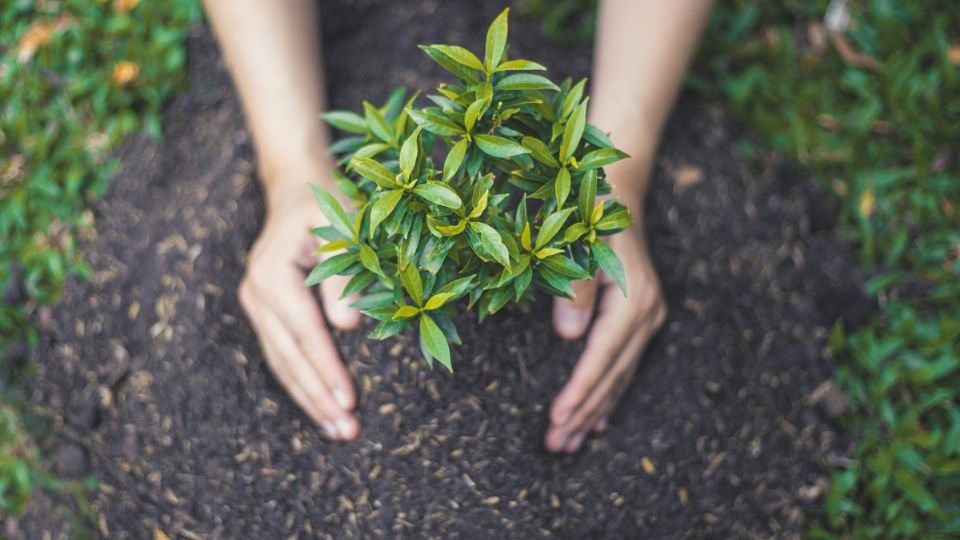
[204,0,713,452]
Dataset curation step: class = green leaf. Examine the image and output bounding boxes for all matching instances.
[370,189,405,234]
[541,254,590,280]
[560,78,586,121]
[592,240,627,295]
[358,244,385,277]
[420,313,452,371]
[400,263,424,306]
[392,305,421,319]
[370,320,408,340]
[563,222,589,243]
[423,291,455,311]
[427,44,484,71]
[412,182,462,209]
[304,252,358,286]
[470,222,512,269]
[494,59,547,72]
[577,148,629,171]
[521,136,559,168]
[495,74,560,92]
[583,124,615,148]
[465,97,491,133]
[443,138,469,181]
[419,45,482,83]
[363,101,395,144]
[434,275,476,300]
[555,167,571,208]
[485,7,510,72]
[310,184,357,241]
[321,110,367,134]
[596,206,632,232]
[399,127,422,181]
[351,290,396,310]
[535,207,575,250]
[352,157,400,189]
[407,107,465,136]
[474,134,528,158]
[578,169,597,219]
[340,271,376,298]
[560,98,588,163]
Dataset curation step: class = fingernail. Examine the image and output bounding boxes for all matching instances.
[335,418,355,440]
[333,389,351,410]
[595,416,608,432]
[565,432,585,453]
[322,420,340,440]
[556,307,588,335]
[553,433,569,453]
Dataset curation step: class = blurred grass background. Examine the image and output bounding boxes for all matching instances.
[1,0,201,516]
[2,0,959,536]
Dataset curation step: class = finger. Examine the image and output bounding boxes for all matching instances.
[256,303,360,439]
[550,314,659,453]
[549,291,639,427]
[552,279,599,340]
[320,274,362,330]
[256,267,358,411]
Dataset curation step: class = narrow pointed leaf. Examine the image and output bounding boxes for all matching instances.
[592,240,627,295]
[470,221,511,269]
[420,313,452,371]
[358,244,385,277]
[370,189,404,234]
[427,44,484,71]
[443,138,469,181]
[535,207,575,250]
[577,148,629,171]
[485,8,509,71]
[310,184,357,241]
[555,167,571,208]
[474,134,528,158]
[521,136,559,168]
[578,168,597,219]
[321,110,367,134]
[304,252,358,286]
[494,59,547,72]
[352,157,400,188]
[495,74,560,92]
[560,98,588,163]
[399,127,422,181]
[400,263,424,306]
[407,108,465,136]
[363,101,394,144]
[412,182,462,209]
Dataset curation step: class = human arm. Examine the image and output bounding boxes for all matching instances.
[203,0,361,440]
[546,0,714,453]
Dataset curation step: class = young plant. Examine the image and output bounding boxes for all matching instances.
[309,8,631,371]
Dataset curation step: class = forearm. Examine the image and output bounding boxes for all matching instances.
[203,0,334,210]
[590,0,714,206]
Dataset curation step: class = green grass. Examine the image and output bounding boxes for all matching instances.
[524,0,960,536]
[1,0,201,517]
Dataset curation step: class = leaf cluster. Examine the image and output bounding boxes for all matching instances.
[311,8,631,371]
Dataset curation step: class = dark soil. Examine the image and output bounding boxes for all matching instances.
[11,1,870,538]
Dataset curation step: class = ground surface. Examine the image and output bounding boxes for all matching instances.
[11,0,870,538]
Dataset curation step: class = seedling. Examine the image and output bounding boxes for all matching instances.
[309,8,631,371]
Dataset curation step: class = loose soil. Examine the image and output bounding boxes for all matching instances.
[10,1,870,538]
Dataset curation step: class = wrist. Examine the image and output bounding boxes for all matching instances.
[260,154,338,214]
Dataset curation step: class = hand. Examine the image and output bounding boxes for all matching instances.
[545,215,666,453]
[238,182,362,440]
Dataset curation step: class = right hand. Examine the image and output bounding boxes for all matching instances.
[238,182,362,440]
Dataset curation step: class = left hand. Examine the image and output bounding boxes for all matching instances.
[544,215,666,453]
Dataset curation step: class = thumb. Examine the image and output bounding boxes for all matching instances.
[552,279,598,340]
[320,274,362,330]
